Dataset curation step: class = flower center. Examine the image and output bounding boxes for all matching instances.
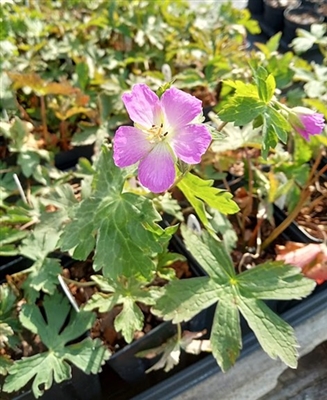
[146,123,169,143]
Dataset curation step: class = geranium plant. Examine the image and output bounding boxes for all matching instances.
[0,1,326,399]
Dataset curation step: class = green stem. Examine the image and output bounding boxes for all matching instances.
[169,164,192,190]
[177,323,182,342]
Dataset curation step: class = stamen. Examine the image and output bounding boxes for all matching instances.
[163,132,168,137]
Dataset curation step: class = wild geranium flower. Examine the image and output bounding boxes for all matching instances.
[113,84,212,193]
[289,107,325,141]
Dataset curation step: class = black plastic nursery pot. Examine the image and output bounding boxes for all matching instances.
[263,0,300,34]
[247,0,325,59]
[248,0,264,14]
[54,144,94,171]
[99,308,215,400]
[0,257,33,282]
[283,5,324,44]
[0,367,103,400]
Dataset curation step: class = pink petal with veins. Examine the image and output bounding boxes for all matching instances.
[122,84,161,127]
[170,124,212,164]
[113,126,153,167]
[161,87,202,129]
[138,142,175,193]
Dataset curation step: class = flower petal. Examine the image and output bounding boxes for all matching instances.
[122,84,160,127]
[113,126,153,167]
[300,113,325,134]
[170,124,212,164]
[138,143,175,193]
[161,87,202,129]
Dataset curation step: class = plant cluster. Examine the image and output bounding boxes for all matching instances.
[0,0,326,398]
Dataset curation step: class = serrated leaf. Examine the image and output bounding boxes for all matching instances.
[84,292,119,313]
[90,275,116,292]
[237,297,299,368]
[59,147,164,280]
[223,80,259,97]
[181,225,235,279]
[3,292,110,398]
[210,292,241,372]
[219,96,266,126]
[0,355,12,375]
[18,151,41,178]
[85,275,161,342]
[264,107,290,144]
[262,121,278,159]
[238,262,316,300]
[152,277,217,323]
[255,67,276,103]
[20,228,60,262]
[177,172,239,229]
[0,323,14,348]
[114,298,144,344]
[22,258,62,296]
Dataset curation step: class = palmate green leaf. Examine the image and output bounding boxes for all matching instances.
[59,147,165,280]
[3,292,110,398]
[84,274,162,343]
[177,172,239,229]
[153,226,316,371]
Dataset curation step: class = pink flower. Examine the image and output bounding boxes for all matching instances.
[113,84,211,193]
[290,107,325,141]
